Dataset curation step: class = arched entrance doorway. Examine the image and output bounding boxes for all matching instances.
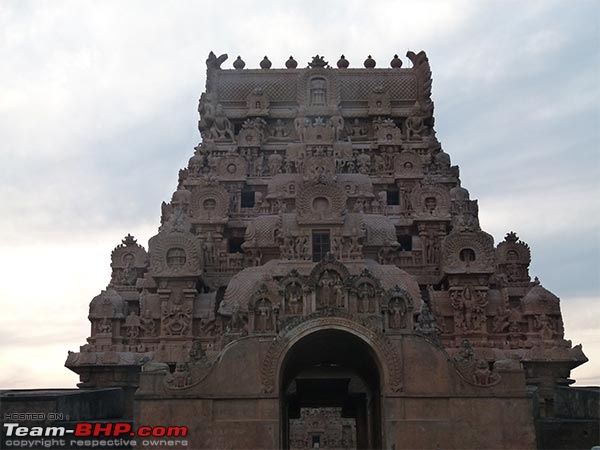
[280,329,382,449]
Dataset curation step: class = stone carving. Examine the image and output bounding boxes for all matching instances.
[206,51,228,70]
[442,231,495,274]
[198,93,234,141]
[164,341,213,390]
[308,55,328,69]
[496,232,531,283]
[535,313,556,340]
[140,309,156,337]
[249,284,278,333]
[246,88,270,116]
[110,234,148,287]
[149,232,202,276]
[368,86,391,116]
[190,184,230,223]
[451,286,489,333]
[161,303,192,336]
[453,339,501,387]
[406,50,433,115]
[416,184,450,217]
[279,234,311,260]
[296,176,347,224]
[254,298,275,332]
[393,151,423,179]
[405,116,426,140]
[385,286,415,331]
[218,155,248,181]
[124,311,141,342]
[283,280,305,315]
[374,117,402,143]
[317,269,346,309]
[226,301,248,335]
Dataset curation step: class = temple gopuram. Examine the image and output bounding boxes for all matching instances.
[59,51,597,449]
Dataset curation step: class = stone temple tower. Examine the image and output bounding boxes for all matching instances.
[65,52,592,449]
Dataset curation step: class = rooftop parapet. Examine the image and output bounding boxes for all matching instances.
[203,51,433,119]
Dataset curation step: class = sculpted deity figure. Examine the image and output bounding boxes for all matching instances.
[348,118,367,138]
[253,154,264,177]
[228,302,247,334]
[401,187,413,212]
[268,153,283,175]
[357,283,376,313]
[329,115,345,141]
[318,270,343,308]
[198,92,216,139]
[203,232,216,266]
[424,232,438,265]
[331,236,344,260]
[271,119,288,138]
[374,154,385,173]
[455,339,475,364]
[210,104,235,141]
[294,116,310,142]
[189,340,206,362]
[140,309,155,337]
[285,282,304,315]
[99,316,112,334]
[535,314,555,340]
[255,299,273,332]
[473,359,492,385]
[388,297,407,329]
[493,305,511,333]
[357,151,370,174]
[416,303,439,339]
[120,253,138,286]
[451,287,488,333]
[378,242,393,265]
[163,304,192,336]
[125,311,141,341]
[349,228,363,258]
[405,116,425,140]
[169,362,191,388]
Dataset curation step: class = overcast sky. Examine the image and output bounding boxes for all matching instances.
[0,0,598,388]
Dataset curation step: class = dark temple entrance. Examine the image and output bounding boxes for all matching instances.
[280,330,382,449]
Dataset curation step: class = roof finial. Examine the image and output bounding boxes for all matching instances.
[285,56,298,69]
[337,55,349,68]
[260,56,272,69]
[364,55,376,68]
[233,56,245,70]
[390,54,402,68]
[309,55,329,68]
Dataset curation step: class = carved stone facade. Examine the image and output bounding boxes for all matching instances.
[65,52,590,449]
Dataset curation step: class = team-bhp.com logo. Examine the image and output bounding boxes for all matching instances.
[3,422,188,448]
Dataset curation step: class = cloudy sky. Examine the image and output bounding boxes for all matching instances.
[0,0,598,388]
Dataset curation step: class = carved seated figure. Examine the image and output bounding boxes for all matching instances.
[209,104,235,141]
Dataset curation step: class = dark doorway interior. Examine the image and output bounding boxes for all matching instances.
[280,330,382,449]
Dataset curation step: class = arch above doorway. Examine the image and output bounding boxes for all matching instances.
[260,312,403,395]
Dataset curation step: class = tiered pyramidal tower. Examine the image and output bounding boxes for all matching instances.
[65,52,589,449]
